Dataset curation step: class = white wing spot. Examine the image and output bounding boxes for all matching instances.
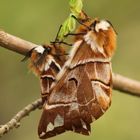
[54,114,64,127]
[39,132,46,137]
[69,102,79,111]
[95,20,110,32]
[46,122,54,132]
[81,119,87,130]
[34,45,45,54]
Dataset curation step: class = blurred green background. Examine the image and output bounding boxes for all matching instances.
[0,0,140,140]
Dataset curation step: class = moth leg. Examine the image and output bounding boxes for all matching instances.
[50,41,72,46]
[64,32,86,37]
[54,25,63,42]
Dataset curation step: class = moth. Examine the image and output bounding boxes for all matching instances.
[38,17,117,139]
[30,43,67,102]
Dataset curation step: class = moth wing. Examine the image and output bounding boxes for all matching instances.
[38,65,95,139]
[38,41,112,139]
[70,41,107,68]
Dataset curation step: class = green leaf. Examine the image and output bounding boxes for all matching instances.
[69,0,77,6]
[58,15,76,40]
[68,16,76,31]
[58,0,83,40]
[69,0,83,16]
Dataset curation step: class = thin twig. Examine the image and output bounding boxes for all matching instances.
[0,98,42,137]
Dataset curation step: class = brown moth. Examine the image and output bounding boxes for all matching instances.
[30,44,67,102]
[38,17,117,139]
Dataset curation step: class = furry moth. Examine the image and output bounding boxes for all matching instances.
[30,44,67,102]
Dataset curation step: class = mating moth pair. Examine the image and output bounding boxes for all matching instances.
[29,13,116,139]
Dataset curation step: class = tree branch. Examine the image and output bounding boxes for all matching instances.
[0,30,36,55]
[0,30,140,137]
[113,73,140,97]
[1,30,140,96]
[0,98,42,137]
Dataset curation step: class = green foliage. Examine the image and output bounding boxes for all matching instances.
[69,0,83,16]
[58,14,76,40]
[58,0,83,40]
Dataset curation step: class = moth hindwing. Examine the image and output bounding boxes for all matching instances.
[38,17,117,139]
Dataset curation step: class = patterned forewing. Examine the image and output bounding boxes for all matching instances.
[38,41,112,139]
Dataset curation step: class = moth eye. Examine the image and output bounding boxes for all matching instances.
[46,47,51,53]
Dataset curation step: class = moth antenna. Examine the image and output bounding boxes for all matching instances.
[71,15,91,30]
[58,41,72,46]
[106,20,118,35]
[21,47,35,62]
[50,25,63,48]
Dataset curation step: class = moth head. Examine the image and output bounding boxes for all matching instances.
[88,19,117,57]
[29,44,67,76]
[32,45,52,63]
[29,45,52,76]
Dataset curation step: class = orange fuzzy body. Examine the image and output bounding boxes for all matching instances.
[75,17,117,58]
